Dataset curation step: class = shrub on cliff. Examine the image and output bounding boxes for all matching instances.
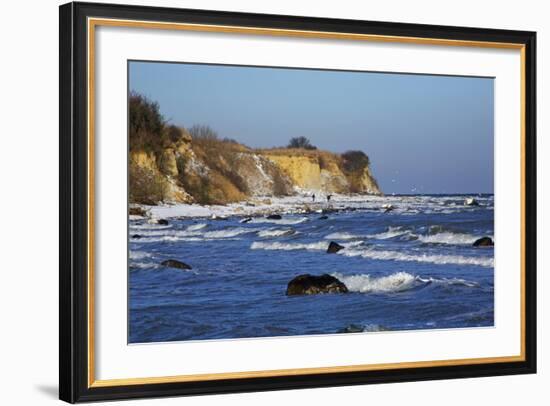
[341,150,370,173]
[287,136,317,150]
[129,163,168,204]
[129,92,165,151]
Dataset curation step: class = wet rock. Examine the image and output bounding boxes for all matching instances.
[131,234,142,239]
[211,214,228,220]
[161,259,192,270]
[266,214,282,220]
[286,274,348,295]
[327,241,345,254]
[240,217,253,224]
[338,324,364,333]
[473,236,494,247]
[318,215,329,220]
[157,219,169,225]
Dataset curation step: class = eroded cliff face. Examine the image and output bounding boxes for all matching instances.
[129,134,381,205]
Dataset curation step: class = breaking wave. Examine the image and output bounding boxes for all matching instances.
[418,231,487,245]
[251,217,308,225]
[366,226,411,240]
[340,248,494,267]
[186,223,207,231]
[251,241,328,251]
[333,272,480,293]
[324,232,361,240]
[257,228,296,238]
[203,228,255,238]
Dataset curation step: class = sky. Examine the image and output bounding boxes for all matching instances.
[129,61,494,194]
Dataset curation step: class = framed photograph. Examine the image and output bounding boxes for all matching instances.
[59,2,537,403]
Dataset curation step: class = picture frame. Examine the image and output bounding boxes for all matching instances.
[59,1,537,403]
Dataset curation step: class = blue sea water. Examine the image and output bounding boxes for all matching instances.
[128,194,494,343]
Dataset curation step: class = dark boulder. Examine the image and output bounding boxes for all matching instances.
[157,219,169,225]
[161,259,192,270]
[318,215,329,220]
[338,324,364,333]
[473,237,494,247]
[266,214,282,220]
[240,217,253,223]
[131,234,142,239]
[286,274,348,295]
[327,241,345,254]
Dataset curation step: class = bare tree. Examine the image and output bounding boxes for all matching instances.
[287,136,316,150]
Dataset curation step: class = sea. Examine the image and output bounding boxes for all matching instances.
[128,194,494,343]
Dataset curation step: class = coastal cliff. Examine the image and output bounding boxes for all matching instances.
[130,132,381,205]
[128,92,381,205]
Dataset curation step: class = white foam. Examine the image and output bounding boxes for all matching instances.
[257,228,296,237]
[186,223,207,231]
[333,271,419,293]
[366,226,410,240]
[251,217,308,225]
[340,248,494,268]
[418,231,482,245]
[251,241,328,251]
[129,251,152,260]
[203,228,254,238]
[130,223,172,230]
[324,232,360,240]
[333,272,480,293]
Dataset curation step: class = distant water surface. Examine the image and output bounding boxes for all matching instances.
[129,194,494,343]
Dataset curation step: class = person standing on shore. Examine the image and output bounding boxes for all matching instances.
[327,194,332,203]
[312,193,316,202]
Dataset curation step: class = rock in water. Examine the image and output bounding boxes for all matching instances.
[131,234,142,239]
[240,217,253,223]
[327,241,345,254]
[338,324,364,333]
[318,215,329,220]
[464,197,480,206]
[157,219,169,225]
[473,237,494,247]
[161,259,192,270]
[286,274,348,295]
[266,214,282,220]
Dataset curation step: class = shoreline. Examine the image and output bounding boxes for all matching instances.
[130,193,493,221]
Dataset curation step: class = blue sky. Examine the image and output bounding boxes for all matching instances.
[129,61,494,194]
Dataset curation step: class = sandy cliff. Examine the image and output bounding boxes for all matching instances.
[129,132,381,205]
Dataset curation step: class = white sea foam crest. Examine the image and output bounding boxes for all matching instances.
[258,228,296,237]
[340,248,494,268]
[333,272,418,293]
[366,226,411,240]
[129,251,152,260]
[203,227,254,238]
[418,231,487,245]
[333,272,480,293]
[251,217,308,225]
[186,223,207,231]
[130,223,172,230]
[324,232,360,240]
[251,241,328,251]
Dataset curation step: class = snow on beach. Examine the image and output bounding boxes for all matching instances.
[133,193,492,220]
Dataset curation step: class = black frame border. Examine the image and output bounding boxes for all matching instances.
[59,2,536,403]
